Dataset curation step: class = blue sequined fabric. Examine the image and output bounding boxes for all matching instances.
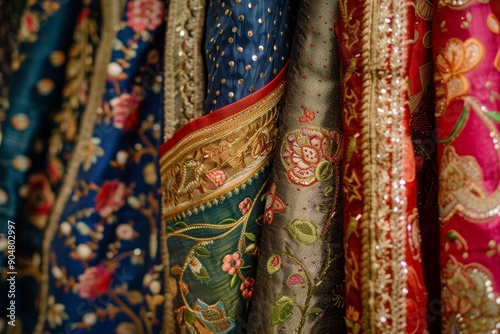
[204,0,295,113]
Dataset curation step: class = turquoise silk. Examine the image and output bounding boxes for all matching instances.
[160,69,286,333]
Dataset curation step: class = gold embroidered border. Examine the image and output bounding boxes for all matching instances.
[34,2,122,332]
[163,0,206,141]
[359,0,411,332]
[160,82,284,333]
[160,83,284,218]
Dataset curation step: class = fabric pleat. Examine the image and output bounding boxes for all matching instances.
[339,0,429,332]
[160,1,297,333]
[247,0,346,332]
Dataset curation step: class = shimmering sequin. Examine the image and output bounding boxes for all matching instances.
[203,0,295,113]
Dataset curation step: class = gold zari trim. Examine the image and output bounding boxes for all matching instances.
[160,83,285,218]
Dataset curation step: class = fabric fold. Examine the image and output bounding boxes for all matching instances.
[160,67,286,333]
[339,0,429,332]
[433,1,500,332]
[247,0,346,332]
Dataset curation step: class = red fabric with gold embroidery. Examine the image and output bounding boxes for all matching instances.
[339,0,429,332]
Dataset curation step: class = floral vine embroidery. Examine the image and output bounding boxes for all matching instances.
[281,127,342,187]
[167,183,267,332]
[266,220,339,333]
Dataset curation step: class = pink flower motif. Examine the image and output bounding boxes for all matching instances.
[94,179,126,218]
[126,0,165,33]
[110,93,139,131]
[238,198,252,215]
[27,173,54,216]
[207,170,227,187]
[221,252,243,275]
[240,278,255,299]
[281,128,341,187]
[77,265,113,300]
[288,274,305,286]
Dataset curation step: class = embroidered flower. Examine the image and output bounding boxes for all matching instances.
[94,179,126,218]
[240,278,255,299]
[281,127,341,187]
[110,93,140,131]
[345,305,361,333]
[207,170,227,187]
[59,222,71,236]
[82,312,97,326]
[116,224,135,240]
[26,173,54,229]
[82,137,104,171]
[222,252,243,275]
[264,183,285,224]
[189,257,203,274]
[434,37,484,117]
[46,295,69,329]
[18,11,40,42]
[143,162,158,185]
[77,265,113,300]
[126,0,165,33]
[116,322,138,334]
[180,281,189,294]
[238,198,252,215]
[187,300,235,333]
[442,256,500,332]
[298,108,316,123]
[74,243,94,260]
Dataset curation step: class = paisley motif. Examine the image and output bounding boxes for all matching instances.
[439,141,500,224]
[441,255,500,332]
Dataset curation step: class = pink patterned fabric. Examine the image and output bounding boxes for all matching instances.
[434,1,500,331]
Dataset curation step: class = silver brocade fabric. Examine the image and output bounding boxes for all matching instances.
[247,0,345,332]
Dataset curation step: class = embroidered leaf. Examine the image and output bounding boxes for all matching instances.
[175,221,188,229]
[184,309,195,325]
[284,243,294,256]
[315,160,333,182]
[271,296,295,325]
[194,246,211,258]
[245,243,258,255]
[171,265,183,276]
[244,232,257,242]
[193,268,210,281]
[438,106,468,144]
[266,254,282,275]
[323,185,333,197]
[487,111,500,123]
[219,218,236,225]
[230,273,238,288]
[286,219,319,245]
[152,294,165,306]
[308,308,323,315]
[126,290,144,305]
[166,226,175,233]
[287,273,305,286]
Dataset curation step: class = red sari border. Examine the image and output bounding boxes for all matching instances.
[159,63,288,156]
